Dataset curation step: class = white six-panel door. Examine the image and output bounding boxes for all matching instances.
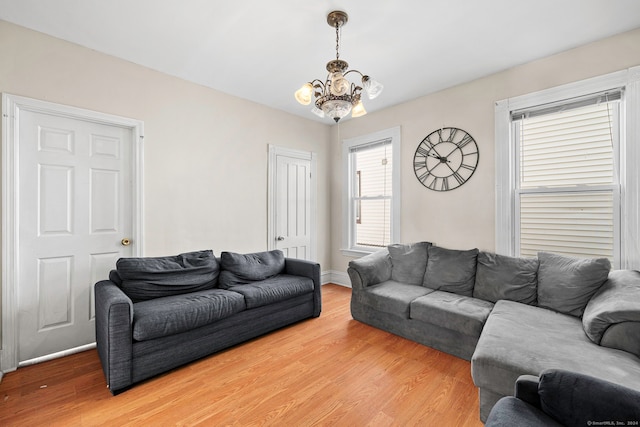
[268,146,316,261]
[2,95,143,368]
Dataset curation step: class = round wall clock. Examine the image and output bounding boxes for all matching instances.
[413,127,479,191]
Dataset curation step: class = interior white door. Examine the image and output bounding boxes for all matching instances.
[274,153,312,260]
[17,109,134,364]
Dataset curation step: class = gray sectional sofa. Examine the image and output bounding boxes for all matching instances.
[347,242,640,422]
[95,249,321,394]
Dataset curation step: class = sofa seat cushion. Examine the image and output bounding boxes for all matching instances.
[357,281,434,318]
[133,289,246,341]
[410,291,494,337]
[471,300,640,399]
[225,274,314,309]
[117,250,220,302]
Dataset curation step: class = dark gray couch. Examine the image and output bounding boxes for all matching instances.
[347,242,640,422]
[485,369,640,426]
[95,249,321,394]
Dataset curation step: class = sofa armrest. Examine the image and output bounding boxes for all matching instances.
[583,270,640,357]
[284,258,321,317]
[94,279,134,394]
[347,249,392,291]
[514,375,541,409]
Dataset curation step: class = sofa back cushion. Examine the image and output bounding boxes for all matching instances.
[116,250,219,302]
[537,251,610,317]
[423,246,478,296]
[474,252,538,304]
[388,241,432,285]
[219,249,285,288]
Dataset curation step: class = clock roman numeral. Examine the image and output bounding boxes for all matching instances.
[442,178,449,191]
[427,177,439,190]
[419,136,435,150]
[417,170,431,183]
[416,146,431,158]
[446,128,458,143]
[456,134,474,148]
[452,171,465,185]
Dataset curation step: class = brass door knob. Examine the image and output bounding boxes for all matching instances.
[121,238,131,246]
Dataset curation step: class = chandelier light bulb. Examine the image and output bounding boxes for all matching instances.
[351,100,367,118]
[294,83,313,105]
[363,76,384,100]
[329,72,349,96]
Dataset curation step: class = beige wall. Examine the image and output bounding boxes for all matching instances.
[0,20,332,267]
[331,27,640,272]
[2,18,640,282]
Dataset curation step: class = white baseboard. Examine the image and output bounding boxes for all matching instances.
[321,270,351,287]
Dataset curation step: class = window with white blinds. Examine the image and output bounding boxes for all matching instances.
[351,140,392,248]
[513,93,620,262]
[342,126,401,256]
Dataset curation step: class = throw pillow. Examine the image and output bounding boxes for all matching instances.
[117,249,219,302]
[219,249,285,288]
[474,252,538,304]
[423,246,479,296]
[537,251,611,317]
[388,241,432,285]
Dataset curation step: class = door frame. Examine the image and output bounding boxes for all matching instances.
[267,145,317,261]
[1,94,145,374]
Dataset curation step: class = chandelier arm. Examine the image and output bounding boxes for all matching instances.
[343,69,364,79]
[309,78,326,87]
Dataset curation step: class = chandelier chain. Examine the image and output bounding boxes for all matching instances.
[335,22,340,60]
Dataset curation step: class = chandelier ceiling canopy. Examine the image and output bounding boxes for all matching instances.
[294,10,383,123]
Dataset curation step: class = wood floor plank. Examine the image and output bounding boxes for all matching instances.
[0,284,483,426]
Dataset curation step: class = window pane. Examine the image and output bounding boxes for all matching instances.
[353,142,392,197]
[520,191,614,261]
[355,199,391,247]
[519,103,615,188]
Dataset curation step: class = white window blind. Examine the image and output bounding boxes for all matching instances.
[351,139,392,248]
[514,91,620,262]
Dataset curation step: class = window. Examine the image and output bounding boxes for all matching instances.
[342,127,401,256]
[496,67,640,269]
[514,94,620,261]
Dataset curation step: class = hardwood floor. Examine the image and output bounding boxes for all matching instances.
[0,284,483,426]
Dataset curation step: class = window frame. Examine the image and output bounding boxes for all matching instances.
[495,66,640,269]
[342,126,401,257]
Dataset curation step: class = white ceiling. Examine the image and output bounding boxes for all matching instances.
[2,0,640,123]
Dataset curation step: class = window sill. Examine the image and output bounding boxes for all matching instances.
[340,248,379,258]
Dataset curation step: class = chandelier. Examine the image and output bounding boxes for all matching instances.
[294,10,384,123]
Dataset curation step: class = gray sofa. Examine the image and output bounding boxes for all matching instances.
[95,249,321,394]
[347,242,640,422]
